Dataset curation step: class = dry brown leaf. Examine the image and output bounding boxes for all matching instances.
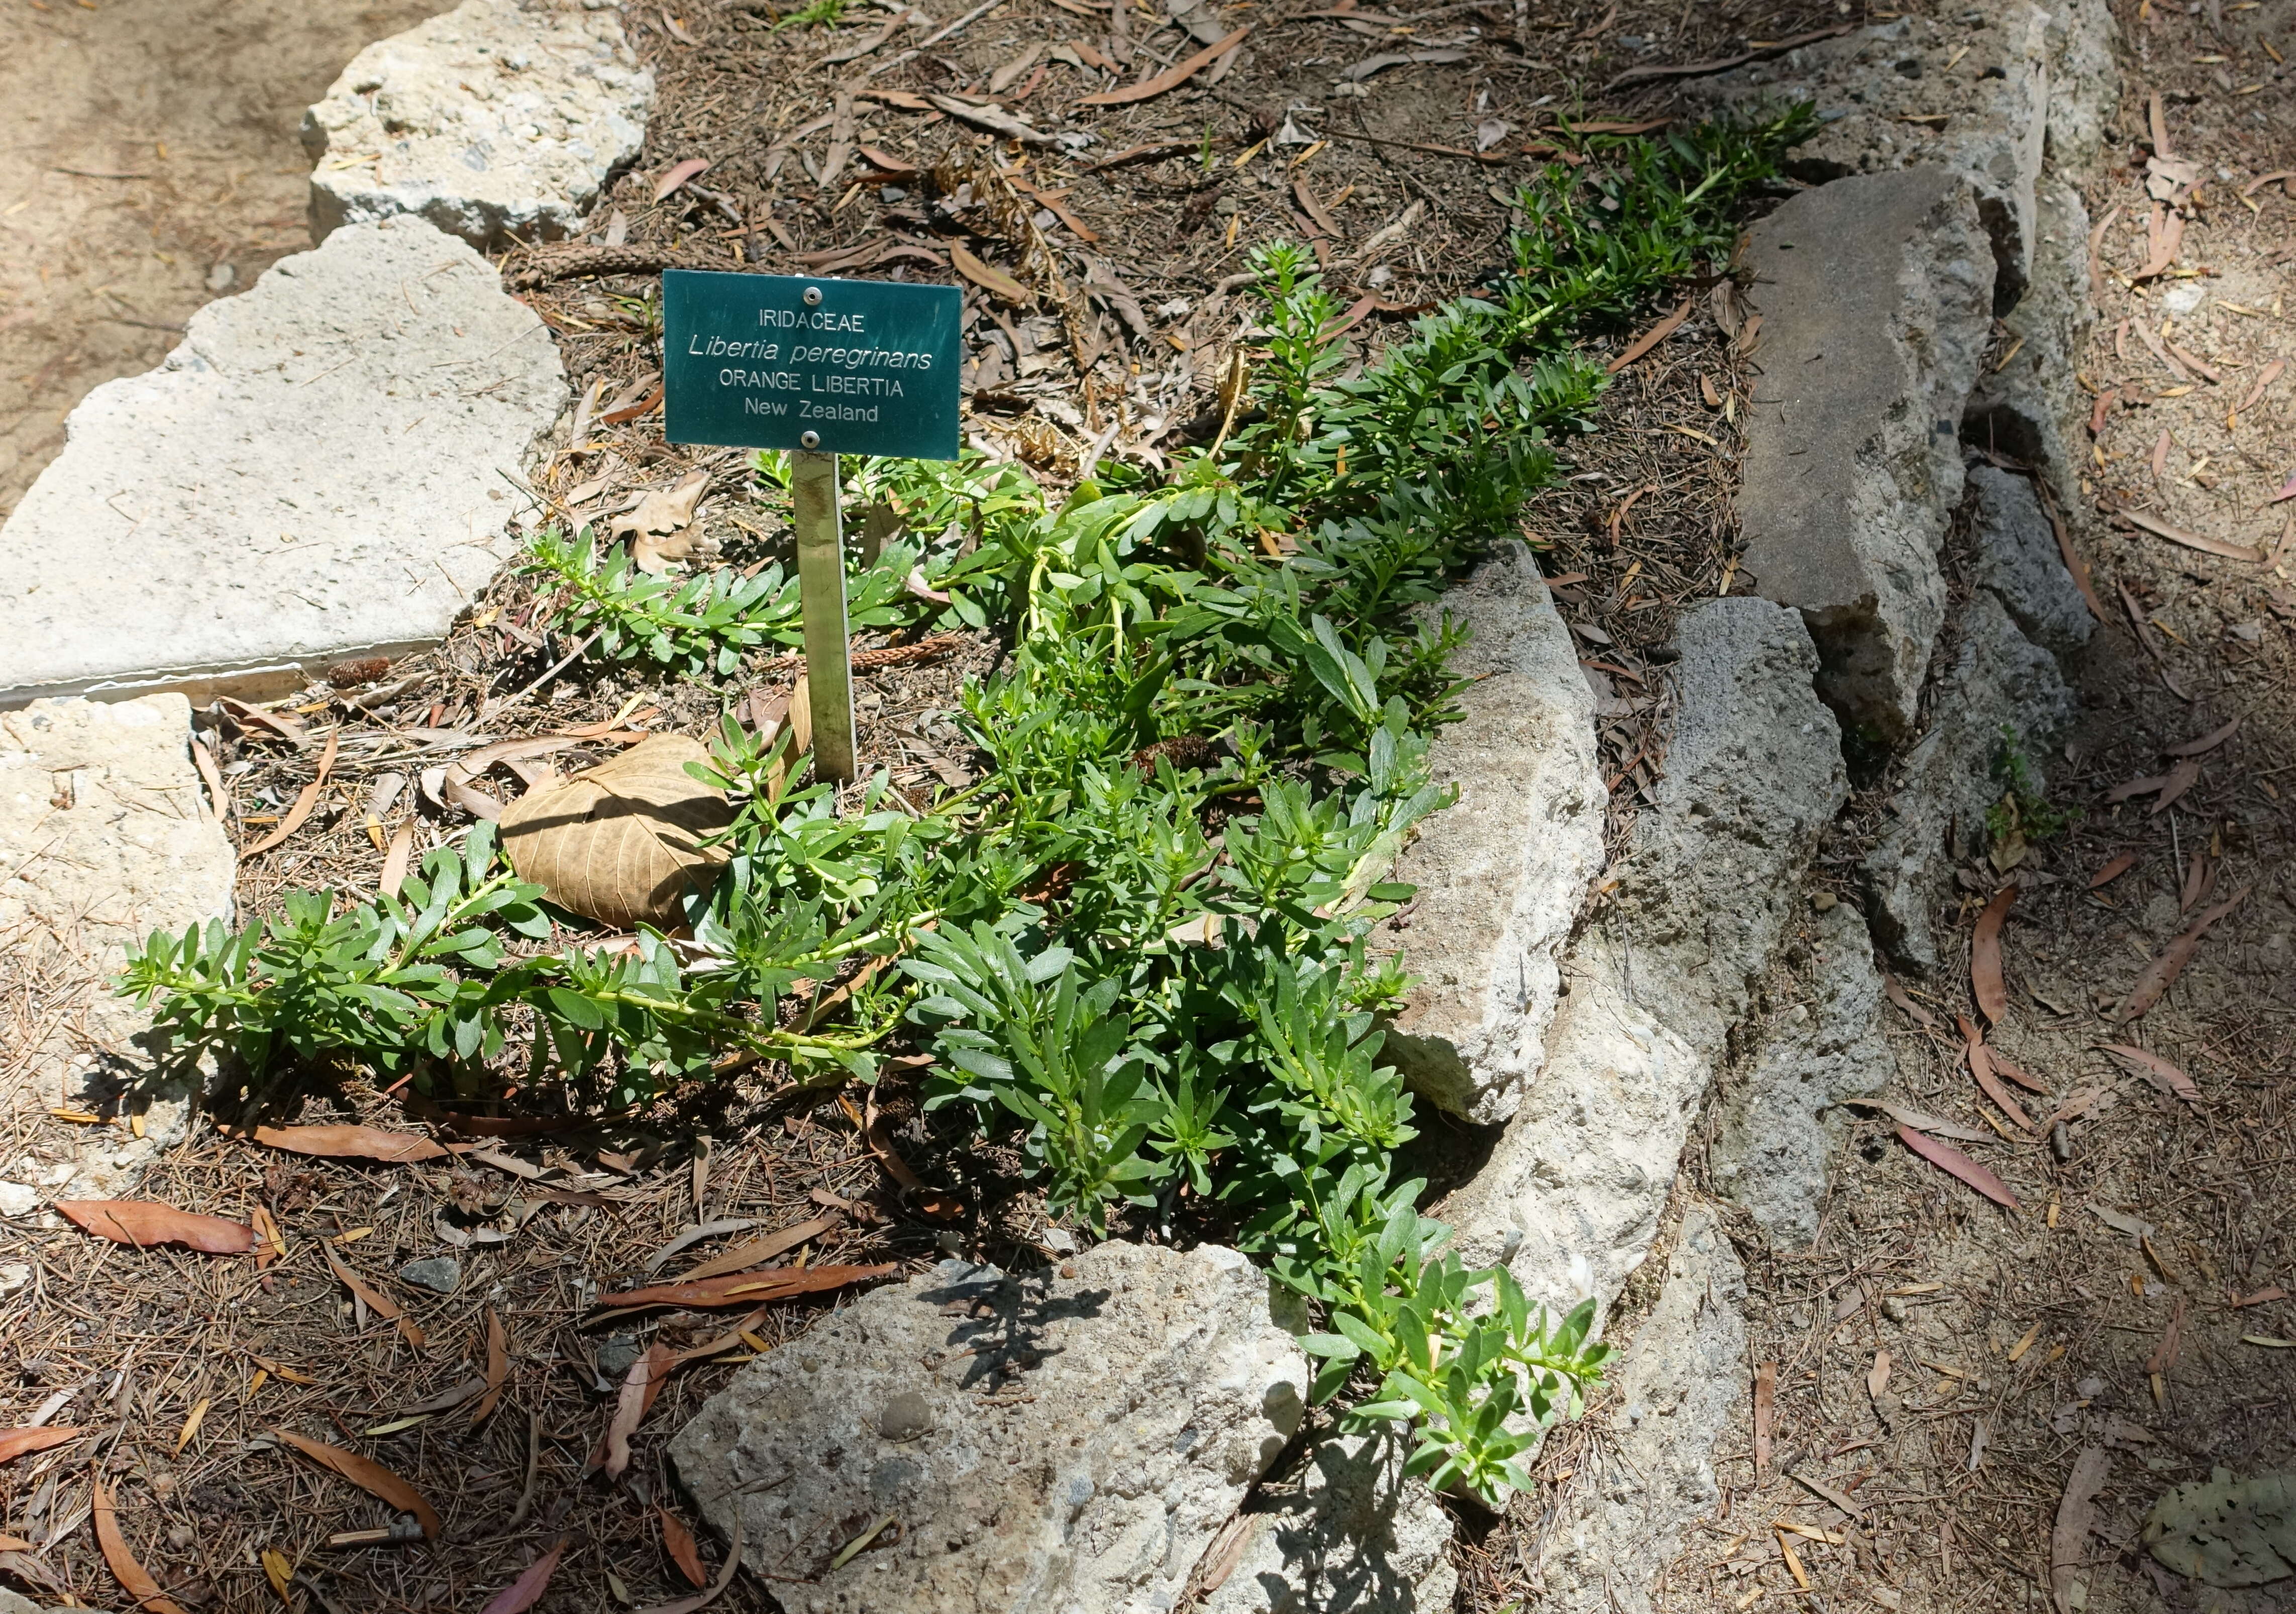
[1881,973,1938,1030]
[634,1511,743,1614]
[2052,1447,2111,1614]
[242,729,339,857]
[57,1200,252,1255]
[1605,297,1692,374]
[675,1215,839,1283]
[275,1431,443,1539]
[498,735,733,928]
[2089,852,2138,888]
[1077,24,1248,104]
[322,1246,427,1348]
[474,1307,510,1425]
[1988,1050,2047,1094]
[1972,886,2016,1024]
[660,1508,708,1588]
[1900,1125,2021,1211]
[1866,1350,1892,1399]
[0,1428,81,1464]
[597,1261,897,1310]
[2097,1043,2205,1105]
[947,240,1030,306]
[602,1344,676,1480]
[2120,507,2266,562]
[2166,716,2242,757]
[652,158,710,201]
[480,1539,567,1614]
[253,1125,448,1163]
[93,1476,188,1614]
[1958,1016,2035,1131]
[1842,1098,1994,1144]
[2119,885,2251,1022]
[379,821,416,898]
[610,469,712,574]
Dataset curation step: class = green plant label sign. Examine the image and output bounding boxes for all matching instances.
[662,269,962,460]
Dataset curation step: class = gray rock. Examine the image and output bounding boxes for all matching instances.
[1965,173,2107,509]
[0,696,234,1193]
[1736,168,1995,744]
[1375,541,1606,1124]
[1200,1430,1455,1614]
[0,1183,39,1219]
[1443,600,1846,1316]
[303,0,654,249]
[0,219,566,705]
[1861,591,2075,974]
[669,1243,1307,1614]
[398,1257,461,1294]
[1532,1206,1747,1614]
[1684,1,2117,313]
[1965,464,2095,661]
[594,1332,644,1384]
[1710,904,1900,1246]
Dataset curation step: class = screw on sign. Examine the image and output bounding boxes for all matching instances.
[662,270,962,782]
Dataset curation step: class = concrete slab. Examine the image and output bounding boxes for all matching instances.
[0,217,565,707]
[303,0,653,249]
[0,695,235,1200]
[1736,168,1994,744]
[1374,541,1606,1125]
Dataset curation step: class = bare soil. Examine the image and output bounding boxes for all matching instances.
[0,0,451,516]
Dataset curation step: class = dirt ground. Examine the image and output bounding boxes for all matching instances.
[0,0,451,516]
[12,0,2291,1609]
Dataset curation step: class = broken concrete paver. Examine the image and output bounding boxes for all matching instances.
[1376,540,1606,1125]
[1443,598,1846,1316]
[1735,167,1995,743]
[670,1244,1307,1614]
[0,218,566,705]
[0,696,235,1197]
[303,0,654,249]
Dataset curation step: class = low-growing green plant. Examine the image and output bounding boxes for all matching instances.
[124,110,1812,1506]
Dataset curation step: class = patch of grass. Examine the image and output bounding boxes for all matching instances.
[772,0,853,29]
[122,109,1812,1507]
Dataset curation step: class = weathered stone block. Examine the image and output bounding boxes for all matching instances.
[1375,541,1606,1124]
[302,0,653,249]
[1860,591,2075,974]
[1966,463,2095,662]
[1686,0,2117,314]
[1737,168,1994,743]
[1442,599,1845,1313]
[1710,903,1899,1246]
[1200,1429,1455,1614]
[0,219,565,705]
[669,1244,1307,1614]
[1530,1206,1748,1614]
[0,696,235,1195]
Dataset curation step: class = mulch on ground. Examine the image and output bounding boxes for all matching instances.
[0,0,1881,1609]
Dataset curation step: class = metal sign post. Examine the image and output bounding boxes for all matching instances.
[788,449,857,782]
[661,270,962,788]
